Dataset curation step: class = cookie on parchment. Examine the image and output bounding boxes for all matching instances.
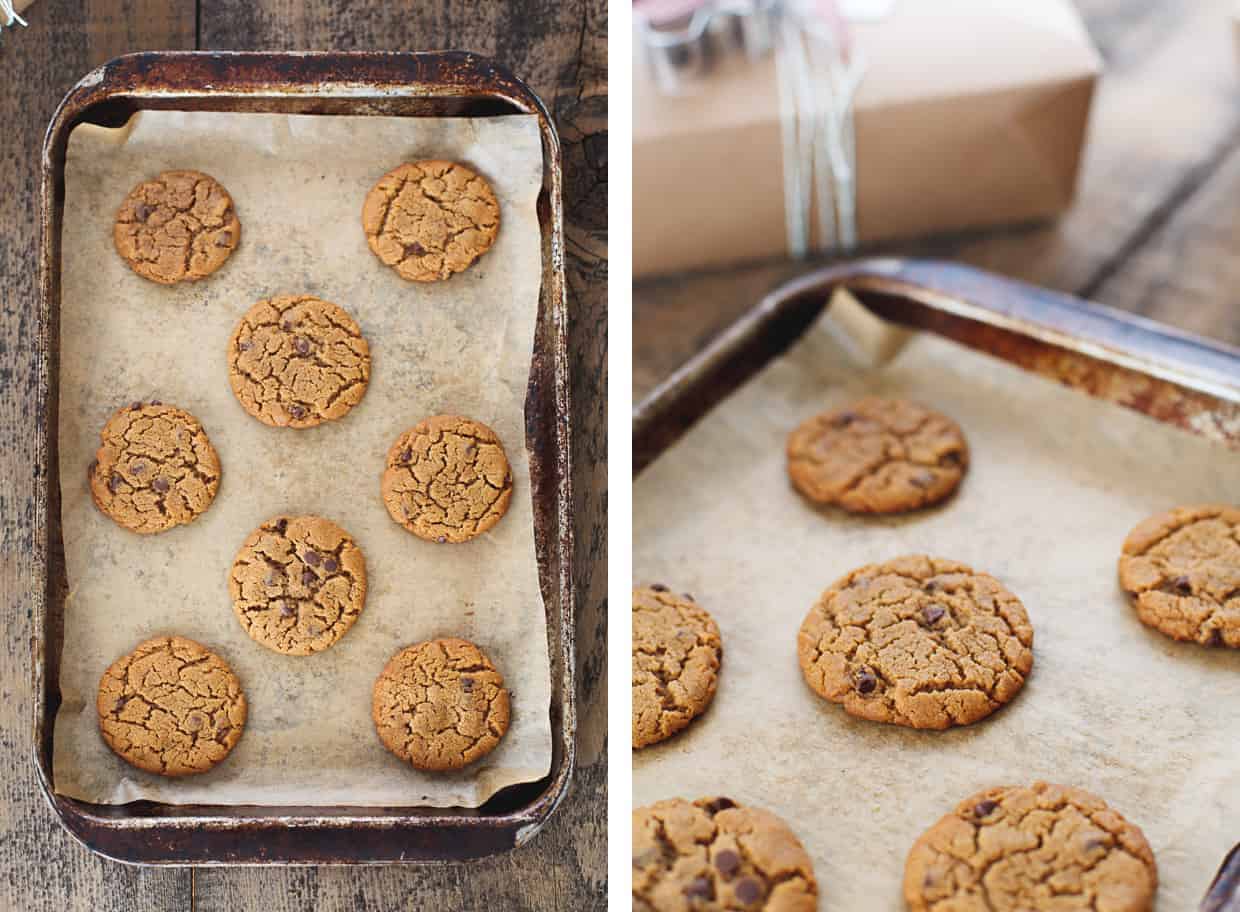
[786,397,968,514]
[1118,504,1240,648]
[904,781,1157,912]
[381,415,513,544]
[362,160,500,282]
[97,635,247,777]
[633,797,818,912]
[229,514,367,656]
[89,401,221,534]
[113,170,240,284]
[371,638,510,771]
[797,555,1033,729]
[632,585,722,749]
[228,294,371,429]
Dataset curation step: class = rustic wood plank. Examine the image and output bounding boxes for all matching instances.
[193,0,608,909]
[0,0,194,906]
[633,0,1240,397]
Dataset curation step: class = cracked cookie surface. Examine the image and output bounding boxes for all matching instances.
[371,638,510,771]
[797,555,1033,729]
[633,796,818,912]
[633,586,722,749]
[228,294,371,429]
[89,401,221,534]
[229,514,367,655]
[113,170,240,284]
[1118,504,1240,648]
[904,781,1157,912]
[381,415,513,543]
[786,397,968,514]
[362,160,500,282]
[97,636,247,776]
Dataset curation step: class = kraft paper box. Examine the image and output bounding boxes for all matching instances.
[634,0,1102,278]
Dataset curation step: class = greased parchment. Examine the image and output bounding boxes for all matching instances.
[634,297,1240,910]
[54,110,551,808]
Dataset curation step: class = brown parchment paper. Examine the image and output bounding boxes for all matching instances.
[634,296,1240,910]
[54,110,551,808]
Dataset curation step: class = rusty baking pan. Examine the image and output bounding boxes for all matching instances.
[635,258,1240,472]
[35,52,573,865]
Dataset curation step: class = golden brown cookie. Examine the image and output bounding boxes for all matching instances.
[632,585,722,749]
[113,170,240,284]
[227,294,371,429]
[797,555,1033,729]
[371,638,511,771]
[904,781,1157,911]
[381,415,513,543]
[786,397,968,514]
[361,160,500,282]
[229,514,367,656]
[633,797,818,912]
[97,635,247,777]
[1118,504,1240,648]
[89,401,221,534]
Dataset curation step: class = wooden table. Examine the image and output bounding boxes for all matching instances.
[0,2,606,910]
[634,0,1240,398]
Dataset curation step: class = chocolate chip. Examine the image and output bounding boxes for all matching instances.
[1208,628,1224,647]
[216,725,231,740]
[108,473,123,493]
[922,604,946,625]
[734,878,763,905]
[265,569,283,586]
[294,337,310,356]
[289,404,307,419]
[460,676,474,693]
[974,799,998,818]
[1172,575,1192,595]
[832,411,856,428]
[714,849,741,878]
[910,470,936,489]
[131,461,146,474]
[856,668,878,694]
[436,535,447,543]
[113,696,128,713]
[464,444,477,457]
[215,231,232,247]
[303,550,321,566]
[650,583,669,592]
[1083,837,1105,852]
[701,797,735,816]
[238,340,252,352]
[131,400,142,410]
[684,593,695,602]
[185,712,204,731]
[150,399,161,406]
[279,601,295,618]
[152,477,169,494]
[400,447,412,464]
[323,557,338,572]
[275,518,288,533]
[410,242,427,256]
[282,320,294,331]
[135,203,152,221]
[302,568,317,586]
[925,580,940,592]
[939,451,963,468]
[683,877,714,900]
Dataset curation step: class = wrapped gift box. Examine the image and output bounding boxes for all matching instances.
[634,0,1102,277]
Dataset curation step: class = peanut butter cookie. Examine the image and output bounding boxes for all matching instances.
[228,294,371,429]
[361,160,500,282]
[633,796,818,911]
[229,514,367,655]
[786,397,968,514]
[797,555,1033,729]
[371,638,511,771]
[89,401,221,534]
[1118,504,1240,648]
[113,170,240,284]
[381,415,513,543]
[904,781,1157,911]
[97,636,247,777]
[632,585,722,749]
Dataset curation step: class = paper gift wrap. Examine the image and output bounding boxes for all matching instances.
[634,0,1102,277]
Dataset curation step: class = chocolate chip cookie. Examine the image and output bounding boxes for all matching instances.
[228,294,371,429]
[89,401,221,534]
[371,638,511,771]
[786,397,969,514]
[229,514,367,655]
[797,555,1033,729]
[633,585,722,749]
[97,635,247,776]
[361,160,500,282]
[904,781,1157,911]
[113,170,240,284]
[381,415,513,543]
[633,797,818,911]
[1118,504,1240,648]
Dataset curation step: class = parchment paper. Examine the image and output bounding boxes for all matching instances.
[634,295,1240,910]
[54,110,551,808]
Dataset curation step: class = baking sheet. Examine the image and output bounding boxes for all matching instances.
[633,295,1240,910]
[54,110,551,808]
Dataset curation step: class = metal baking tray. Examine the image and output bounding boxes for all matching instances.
[635,258,1240,471]
[35,51,574,865]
